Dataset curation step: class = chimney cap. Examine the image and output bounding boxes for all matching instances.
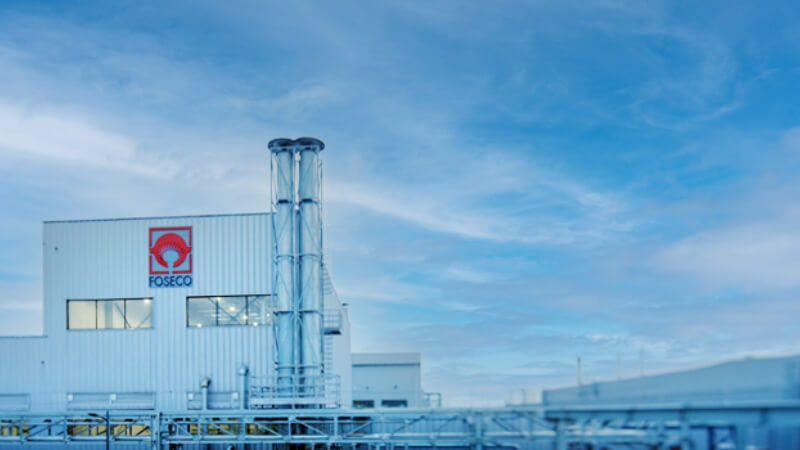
[268,138,294,151]
[268,137,325,151]
[294,137,325,150]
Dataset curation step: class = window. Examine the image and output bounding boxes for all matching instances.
[67,298,153,330]
[218,296,246,326]
[97,300,125,329]
[67,301,96,330]
[187,295,271,328]
[381,400,408,408]
[353,400,374,409]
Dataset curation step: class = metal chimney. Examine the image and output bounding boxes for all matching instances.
[269,137,325,405]
[296,138,325,395]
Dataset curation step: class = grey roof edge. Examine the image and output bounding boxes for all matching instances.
[352,352,422,365]
[543,352,800,394]
[44,212,272,224]
[0,334,48,340]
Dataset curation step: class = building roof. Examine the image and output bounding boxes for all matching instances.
[352,353,421,366]
[543,354,800,405]
[44,212,271,224]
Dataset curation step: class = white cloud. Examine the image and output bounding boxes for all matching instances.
[442,266,496,284]
[0,102,134,160]
[652,221,800,290]
[326,152,632,246]
[337,275,437,304]
[0,102,178,179]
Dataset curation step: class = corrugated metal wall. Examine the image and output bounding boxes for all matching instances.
[0,214,275,411]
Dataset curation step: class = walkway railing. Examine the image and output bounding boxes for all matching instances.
[249,373,341,408]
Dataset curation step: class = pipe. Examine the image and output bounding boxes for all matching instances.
[200,377,211,411]
[297,139,324,398]
[238,364,249,409]
[105,409,110,450]
[270,139,296,394]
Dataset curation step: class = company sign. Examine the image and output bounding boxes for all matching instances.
[148,226,193,288]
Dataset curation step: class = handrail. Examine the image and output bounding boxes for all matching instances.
[249,373,341,408]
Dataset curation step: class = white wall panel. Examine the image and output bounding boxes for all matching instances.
[1,214,273,410]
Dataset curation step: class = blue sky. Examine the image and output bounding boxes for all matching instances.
[1,1,800,405]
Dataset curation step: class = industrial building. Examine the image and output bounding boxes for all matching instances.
[0,137,427,414]
[543,354,800,406]
[541,354,800,449]
[1,137,800,449]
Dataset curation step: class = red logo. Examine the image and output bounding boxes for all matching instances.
[149,227,192,274]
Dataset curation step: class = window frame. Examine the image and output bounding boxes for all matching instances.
[66,298,153,331]
[353,400,375,409]
[186,294,271,328]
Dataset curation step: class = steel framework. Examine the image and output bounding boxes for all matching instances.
[2,402,799,449]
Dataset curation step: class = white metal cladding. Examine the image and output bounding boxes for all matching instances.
[323,265,352,408]
[0,213,274,411]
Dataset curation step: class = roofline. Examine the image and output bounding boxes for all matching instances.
[0,334,48,340]
[542,352,800,394]
[44,212,272,224]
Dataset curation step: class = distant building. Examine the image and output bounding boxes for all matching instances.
[351,352,426,409]
[542,354,800,448]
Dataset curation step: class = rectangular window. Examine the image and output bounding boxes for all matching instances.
[353,400,374,409]
[125,299,154,329]
[67,300,96,330]
[97,299,125,329]
[187,295,271,328]
[217,296,247,326]
[187,296,217,328]
[67,298,152,330]
[247,296,269,326]
[381,400,408,408]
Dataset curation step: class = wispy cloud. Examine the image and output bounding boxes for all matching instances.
[652,221,800,290]
[326,152,634,246]
[0,102,174,177]
[1,0,800,406]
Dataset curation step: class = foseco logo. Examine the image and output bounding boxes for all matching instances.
[148,226,193,288]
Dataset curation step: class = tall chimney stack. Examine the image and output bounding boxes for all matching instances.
[269,137,325,405]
